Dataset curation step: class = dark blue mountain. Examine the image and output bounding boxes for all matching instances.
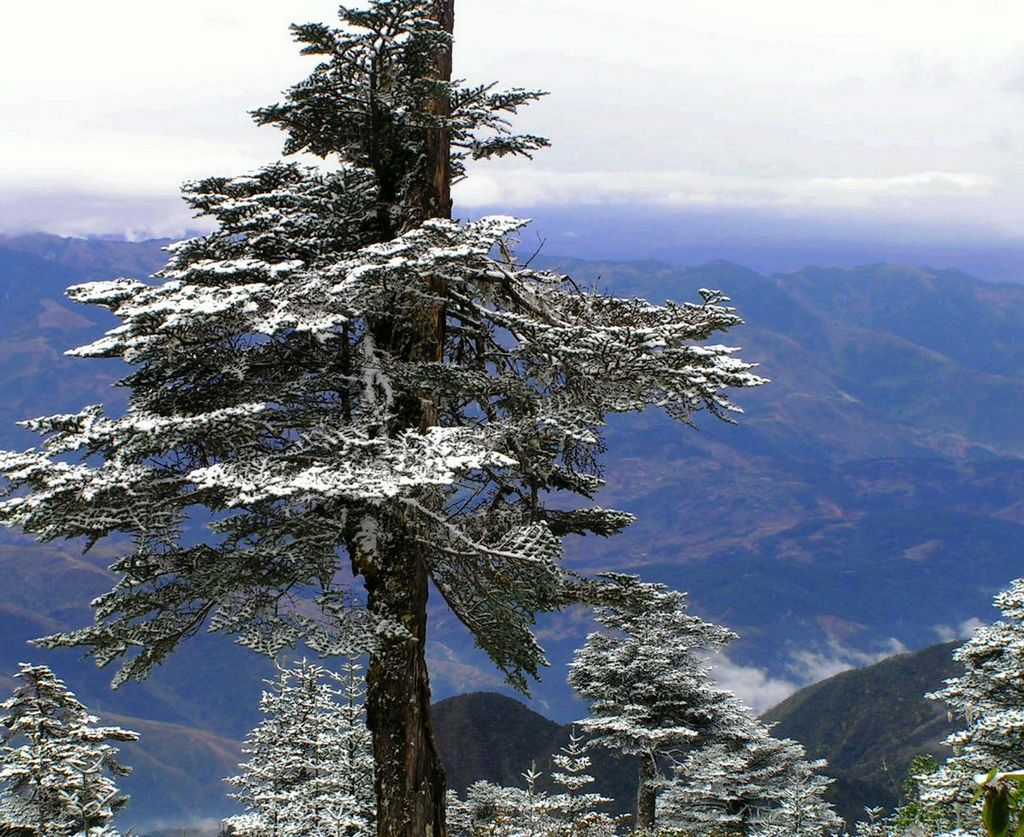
[1,233,1022,830]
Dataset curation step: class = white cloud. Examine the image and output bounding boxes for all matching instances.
[2,1,1024,234]
[793,172,997,205]
[787,638,909,684]
[0,187,208,240]
[455,167,996,212]
[4,164,999,241]
[708,653,802,715]
[934,616,986,643]
[706,636,912,716]
[427,643,508,693]
[960,617,986,637]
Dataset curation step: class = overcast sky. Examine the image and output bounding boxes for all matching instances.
[2,0,1023,244]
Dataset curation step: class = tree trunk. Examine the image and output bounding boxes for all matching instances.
[412,0,453,428]
[364,4,455,836]
[424,0,454,222]
[637,751,657,832]
[365,528,447,837]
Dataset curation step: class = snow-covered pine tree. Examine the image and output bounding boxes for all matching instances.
[567,576,739,832]
[224,658,374,837]
[659,705,841,836]
[918,577,1024,833]
[446,770,549,836]
[0,664,138,837]
[334,658,377,832]
[446,781,519,836]
[0,2,762,833]
[546,728,619,836]
[751,778,843,837]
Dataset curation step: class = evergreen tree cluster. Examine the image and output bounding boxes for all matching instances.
[3,579,1024,836]
[446,730,620,836]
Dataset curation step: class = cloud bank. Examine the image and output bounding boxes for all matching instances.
[708,637,911,715]
[3,1,1024,238]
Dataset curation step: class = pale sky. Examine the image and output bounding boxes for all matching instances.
[2,0,1023,241]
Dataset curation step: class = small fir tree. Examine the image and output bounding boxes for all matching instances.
[567,576,738,832]
[224,658,374,837]
[752,781,842,837]
[0,664,138,837]
[659,704,841,836]
[546,729,619,836]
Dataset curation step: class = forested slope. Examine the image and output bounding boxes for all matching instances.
[763,642,961,823]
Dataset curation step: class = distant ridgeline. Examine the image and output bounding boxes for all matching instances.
[0,233,1019,829]
[762,642,961,824]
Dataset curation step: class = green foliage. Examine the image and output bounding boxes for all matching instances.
[852,754,959,836]
[975,770,1024,837]
[888,754,942,831]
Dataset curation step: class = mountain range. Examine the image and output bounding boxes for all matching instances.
[0,232,1019,830]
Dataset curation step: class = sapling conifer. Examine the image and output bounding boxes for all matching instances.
[546,729,619,836]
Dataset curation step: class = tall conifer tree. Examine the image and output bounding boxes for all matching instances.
[0,2,762,833]
[659,708,841,836]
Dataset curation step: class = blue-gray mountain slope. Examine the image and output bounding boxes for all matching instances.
[0,234,1021,828]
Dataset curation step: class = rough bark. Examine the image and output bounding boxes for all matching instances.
[421,0,454,222]
[410,0,453,427]
[365,525,447,837]
[364,3,455,835]
[637,752,658,832]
